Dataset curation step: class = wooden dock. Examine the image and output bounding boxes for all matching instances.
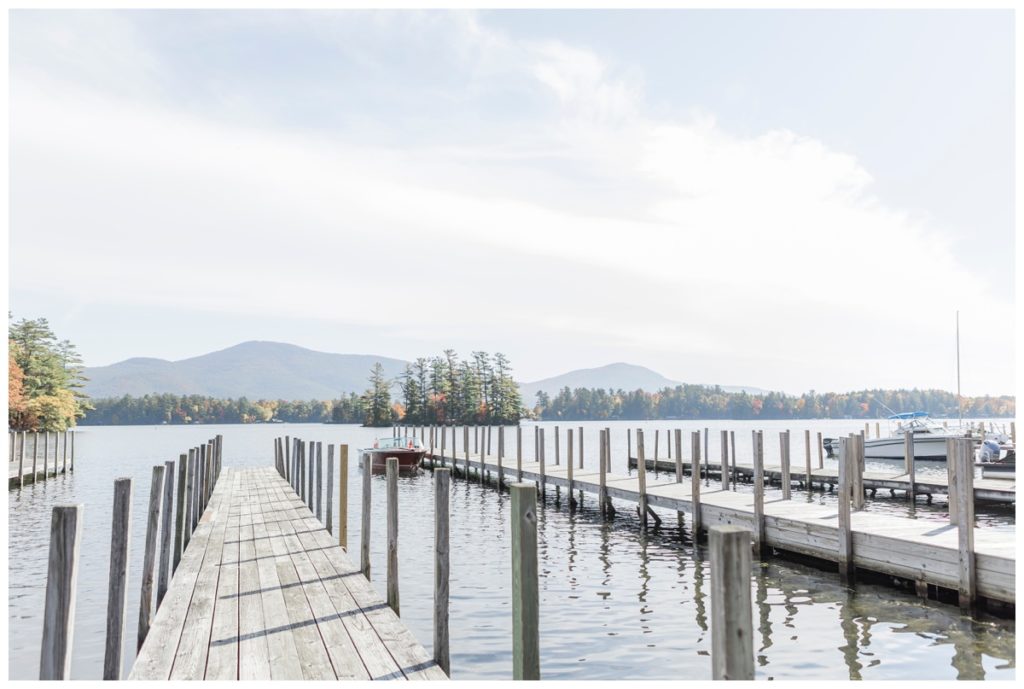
[8,430,75,488]
[628,456,1016,503]
[424,449,1015,606]
[129,465,445,680]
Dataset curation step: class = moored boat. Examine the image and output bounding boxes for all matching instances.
[360,435,426,471]
[823,412,998,461]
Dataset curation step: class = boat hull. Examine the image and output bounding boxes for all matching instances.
[360,449,425,471]
[863,435,952,459]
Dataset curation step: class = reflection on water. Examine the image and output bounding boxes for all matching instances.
[7,422,1016,680]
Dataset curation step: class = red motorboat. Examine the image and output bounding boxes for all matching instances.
[360,436,426,472]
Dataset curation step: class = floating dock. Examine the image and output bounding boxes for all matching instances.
[129,466,446,680]
[424,449,1015,606]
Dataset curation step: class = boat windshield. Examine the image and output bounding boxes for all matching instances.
[375,436,423,450]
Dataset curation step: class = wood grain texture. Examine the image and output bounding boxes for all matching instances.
[40,504,84,680]
[137,465,165,651]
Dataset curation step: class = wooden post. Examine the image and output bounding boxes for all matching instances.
[554,425,560,466]
[173,453,187,572]
[361,451,372,578]
[308,442,317,512]
[215,434,222,480]
[653,429,659,461]
[62,431,68,475]
[316,442,323,521]
[709,525,754,681]
[433,468,451,676]
[721,430,730,490]
[44,432,49,478]
[954,438,976,609]
[70,430,75,471]
[704,427,710,481]
[779,430,791,500]
[510,484,540,681]
[32,432,39,483]
[326,445,335,534]
[197,444,206,517]
[730,430,737,488]
[865,422,870,438]
[464,426,470,479]
[578,426,584,469]
[137,465,164,651]
[488,424,492,456]
[852,434,865,510]
[386,457,400,615]
[690,431,702,536]
[804,429,812,491]
[817,431,823,468]
[40,504,83,680]
[538,428,546,495]
[599,429,609,516]
[751,431,765,558]
[156,460,175,607]
[875,421,881,439]
[18,431,25,488]
[339,445,349,549]
[837,438,854,583]
[946,437,960,524]
[636,430,648,528]
[566,429,575,509]
[498,426,505,487]
[285,435,291,482]
[627,428,632,469]
[904,431,916,501]
[673,429,683,483]
[184,449,196,547]
[517,425,523,482]
[440,424,446,467]
[103,479,132,680]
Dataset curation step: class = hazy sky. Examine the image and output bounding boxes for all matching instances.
[8,9,1016,395]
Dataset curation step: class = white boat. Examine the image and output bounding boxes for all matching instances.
[824,412,978,461]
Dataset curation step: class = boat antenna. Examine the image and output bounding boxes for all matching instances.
[956,310,963,428]
[874,398,899,417]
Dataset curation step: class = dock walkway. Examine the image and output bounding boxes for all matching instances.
[629,456,1016,503]
[130,466,446,680]
[426,451,1015,605]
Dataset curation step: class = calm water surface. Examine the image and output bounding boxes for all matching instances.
[7,421,1016,680]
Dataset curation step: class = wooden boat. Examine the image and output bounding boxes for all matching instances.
[359,436,426,471]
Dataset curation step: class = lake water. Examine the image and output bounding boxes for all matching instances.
[6,420,1016,680]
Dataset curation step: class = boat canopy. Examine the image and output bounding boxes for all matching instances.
[887,411,930,420]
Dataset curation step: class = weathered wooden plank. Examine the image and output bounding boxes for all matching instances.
[138,465,165,651]
[387,457,400,615]
[434,468,451,677]
[157,460,176,608]
[205,506,240,680]
[104,478,132,680]
[174,453,187,572]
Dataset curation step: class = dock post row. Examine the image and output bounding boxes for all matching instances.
[9,429,76,489]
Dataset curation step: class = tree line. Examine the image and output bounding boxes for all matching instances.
[8,316,90,431]
[533,384,1015,420]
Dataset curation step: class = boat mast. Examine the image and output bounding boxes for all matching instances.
[956,310,963,428]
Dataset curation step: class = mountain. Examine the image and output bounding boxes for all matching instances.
[82,341,409,400]
[519,362,766,402]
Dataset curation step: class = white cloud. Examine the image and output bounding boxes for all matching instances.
[8,11,1014,395]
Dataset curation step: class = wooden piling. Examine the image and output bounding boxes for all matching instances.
[653,429,659,461]
[817,431,824,469]
[498,426,505,487]
[636,430,648,528]
[779,430,791,500]
[339,445,349,550]
[316,442,323,521]
[954,438,976,609]
[510,484,540,681]
[566,429,575,509]
[18,431,25,489]
[440,424,446,468]
[627,428,632,468]
[538,428,546,495]
[578,426,584,469]
[326,444,334,535]
[674,429,683,483]
[837,438,854,583]
[554,425,560,466]
[174,453,187,572]
[517,425,523,482]
[40,504,83,681]
[730,430,737,488]
[184,449,195,549]
[804,429,812,491]
[904,431,916,500]
[751,431,765,558]
[947,438,959,524]
[62,431,68,475]
[138,465,165,651]
[721,430,730,490]
[433,468,451,676]
[285,435,291,482]
[464,426,470,479]
[704,427,710,481]
[690,431,702,536]
[32,432,39,483]
[70,430,75,471]
[852,434,865,510]
[156,460,175,607]
[103,479,132,680]
[599,429,609,516]
[360,451,372,578]
[709,525,754,681]
[44,432,49,478]
[386,457,400,615]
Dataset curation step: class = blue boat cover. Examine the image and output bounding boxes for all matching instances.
[887,411,929,420]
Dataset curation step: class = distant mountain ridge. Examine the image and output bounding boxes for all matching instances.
[518,362,765,402]
[83,341,765,401]
[83,341,408,400]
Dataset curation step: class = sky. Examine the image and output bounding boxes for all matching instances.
[6,8,1017,396]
